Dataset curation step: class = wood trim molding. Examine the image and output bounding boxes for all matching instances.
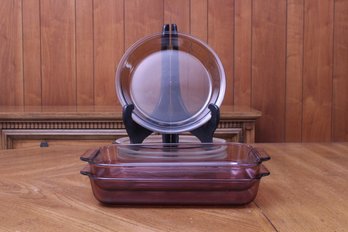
[1,129,128,149]
[0,106,260,149]
[0,120,125,129]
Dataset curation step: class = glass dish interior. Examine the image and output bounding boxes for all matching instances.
[80,143,270,179]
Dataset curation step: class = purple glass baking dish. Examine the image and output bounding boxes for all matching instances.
[80,143,270,205]
[81,165,269,205]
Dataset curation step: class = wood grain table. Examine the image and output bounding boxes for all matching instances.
[0,143,347,232]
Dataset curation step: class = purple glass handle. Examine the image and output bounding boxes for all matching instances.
[80,166,91,176]
[253,147,271,162]
[80,148,100,162]
[258,165,270,178]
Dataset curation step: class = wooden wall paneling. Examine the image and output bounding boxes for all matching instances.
[94,0,124,106]
[41,0,76,106]
[333,0,348,141]
[0,0,23,106]
[252,0,287,142]
[123,0,163,108]
[208,0,234,106]
[189,0,208,105]
[164,0,190,34]
[76,0,94,106]
[124,0,164,49]
[23,0,41,106]
[234,0,252,107]
[285,0,304,142]
[190,0,208,42]
[0,0,347,142]
[302,0,334,142]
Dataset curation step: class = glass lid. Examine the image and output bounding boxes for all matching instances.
[115,30,225,133]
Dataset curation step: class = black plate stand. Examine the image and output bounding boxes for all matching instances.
[122,103,220,144]
[122,104,152,144]
[190,104,220,143]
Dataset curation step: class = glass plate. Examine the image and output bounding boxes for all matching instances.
[115,32,226,133]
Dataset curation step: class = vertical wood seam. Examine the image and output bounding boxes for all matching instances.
[39,0,43,107]
[232,0,236,105]
[75,0,77,107]
[21,0,25,106]
[284,0,288,142]
[163,0,165,25]
[331,0,336,141]
[123,0,125,53]
[250,0,253,108]
[207,0,209,44]
[300,0,306,142]
[206,0,208,42]
[92,0,95,106]
[189,0,191,34]
[328,0,334,142]
[300,0,304,141]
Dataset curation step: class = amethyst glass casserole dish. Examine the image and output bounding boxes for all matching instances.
[81,143,270,205]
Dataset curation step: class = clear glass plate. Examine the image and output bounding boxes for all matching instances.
[115,32,226,133]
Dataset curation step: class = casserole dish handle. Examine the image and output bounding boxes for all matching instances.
[80,166,91,176]
[257,165,270,178]
[80,148,100,162]
[253,147,271,162]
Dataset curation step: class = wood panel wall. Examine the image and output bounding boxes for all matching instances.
[0,0,347,142]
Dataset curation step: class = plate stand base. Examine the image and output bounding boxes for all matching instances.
[122,104,220,144]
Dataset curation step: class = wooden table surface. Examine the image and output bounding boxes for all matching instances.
[0,143,347,232]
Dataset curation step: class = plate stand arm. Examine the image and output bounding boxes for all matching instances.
[122,104,153,144]
[190,104,220,143]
